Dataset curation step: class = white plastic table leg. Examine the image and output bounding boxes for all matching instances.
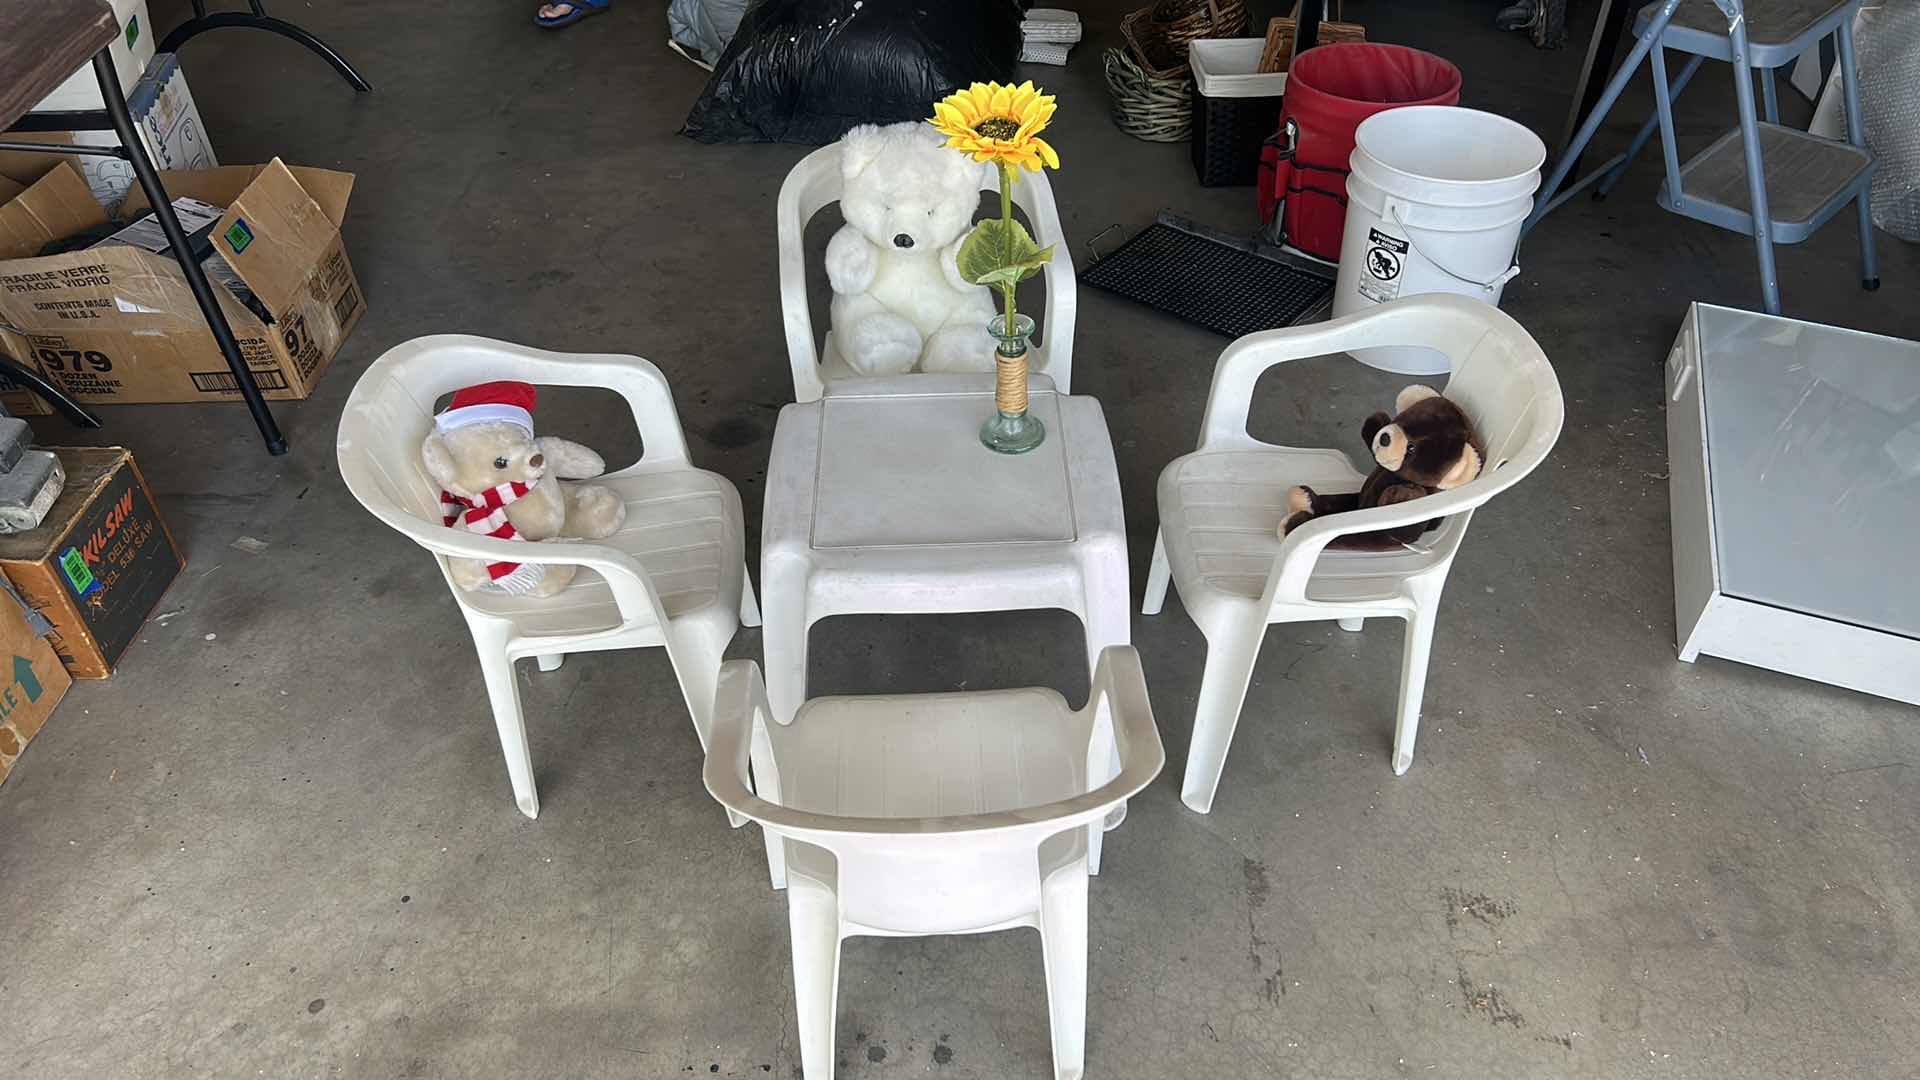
[1179,621,1267,814]
[788,879,844,1080]
[760,559,812,724]
[535,653,564,672]
[1337,617,1364,632]
[1038,863,1090,1080]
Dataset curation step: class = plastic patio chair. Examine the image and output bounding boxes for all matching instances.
[776,142,1078,401]
[704,647,1164,1080]
[337,335,760,819]
[1143,295,1563,814]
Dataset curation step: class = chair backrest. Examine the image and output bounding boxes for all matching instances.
[336,334,691,563]
[776,140,1077,400]
[706,650,1162,933]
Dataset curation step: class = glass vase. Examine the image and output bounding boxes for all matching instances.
[979,313,1045,454]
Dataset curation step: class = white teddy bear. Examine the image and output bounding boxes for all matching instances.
[827,121,999,376]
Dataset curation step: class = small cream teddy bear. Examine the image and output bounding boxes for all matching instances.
[826,121,998,376]
[420,381,626,597]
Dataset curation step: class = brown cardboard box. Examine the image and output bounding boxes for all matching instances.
[0,447,183,679]
[0,578,74,787]
[0,158,363,405]
[0,325,53,417]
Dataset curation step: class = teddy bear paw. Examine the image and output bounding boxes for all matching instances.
[567,484,626,539]
[919,325,996,373]
[845,314,923,376]
[1286,485,1315,514]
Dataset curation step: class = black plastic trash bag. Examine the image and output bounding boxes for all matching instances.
[682,0,1024,144]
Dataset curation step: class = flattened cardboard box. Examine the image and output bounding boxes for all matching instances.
[0,159,363,405]
[0,448,183,679]
[0,582,73,787]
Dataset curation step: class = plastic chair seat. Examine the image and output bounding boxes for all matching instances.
[463,468,743,635]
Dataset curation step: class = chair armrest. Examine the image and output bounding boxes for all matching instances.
[1082,646,1166,805]
[1023,175,1076,391]
[777,162,828,403]
[1266,486,1482,606]
[707,660,774,828]
[370,503,671,628]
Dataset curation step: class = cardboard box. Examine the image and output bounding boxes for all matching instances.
[0,159,363,405]
[0,447,183,679]
[0,327,54,417]
[51,53,220,216]
[0,579,74,788]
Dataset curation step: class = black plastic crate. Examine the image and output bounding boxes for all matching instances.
[1191,92,1283,187]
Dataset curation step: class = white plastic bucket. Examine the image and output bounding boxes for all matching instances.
[1332,105,1546,375]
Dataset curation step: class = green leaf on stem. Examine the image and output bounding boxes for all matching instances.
[956,218,1054,290]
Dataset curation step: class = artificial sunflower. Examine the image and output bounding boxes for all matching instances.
[930,81,1061,172]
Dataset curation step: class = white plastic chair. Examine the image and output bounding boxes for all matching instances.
[337,335,760,819]
[705,647,1164,1080]
[1143,295,1563,814]
[777,142,1078,401]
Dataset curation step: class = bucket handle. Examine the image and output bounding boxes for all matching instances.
[1384,199,1523,295]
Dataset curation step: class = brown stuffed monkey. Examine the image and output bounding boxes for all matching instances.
[1281,384,1483,551]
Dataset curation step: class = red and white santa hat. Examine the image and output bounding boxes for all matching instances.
[435,381,537,435]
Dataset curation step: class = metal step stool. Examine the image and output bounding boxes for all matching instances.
[1526,0,1879,315]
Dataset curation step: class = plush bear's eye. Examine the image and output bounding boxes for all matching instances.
[493,457,509,470]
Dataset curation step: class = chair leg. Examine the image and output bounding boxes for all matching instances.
[1392,604,1440,776]
[668,622,727,753]
[1834,16,1880,291]
[1142,528,1171,616]
[788,881,843,1080]
[1337,617,1364,632]
[1179,624,1266,814]
[472,626,539,819]
[1759,66,1780,125]
[1038,865,1090,1080]
[739,566,764,628]
[1723,15,1782,314]
[535,653,564,673]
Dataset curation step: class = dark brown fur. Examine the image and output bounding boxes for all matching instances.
[1282,388,1483,551]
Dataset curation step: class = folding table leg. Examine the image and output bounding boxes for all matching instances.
[93,51,288,455]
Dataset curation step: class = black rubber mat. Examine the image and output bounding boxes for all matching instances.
[1082,214,1335,338]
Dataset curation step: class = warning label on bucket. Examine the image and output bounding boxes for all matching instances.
[1358,228,1409,304]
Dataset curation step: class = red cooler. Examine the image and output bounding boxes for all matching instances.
[1258,43,1462,261]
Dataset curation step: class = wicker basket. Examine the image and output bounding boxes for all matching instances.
[1257,2,1366,73]
[1104,46,1192,143]
[1120,0,1250,80]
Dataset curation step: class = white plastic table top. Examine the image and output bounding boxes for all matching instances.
[1693,304,1920,639]
[762,373,1130,714]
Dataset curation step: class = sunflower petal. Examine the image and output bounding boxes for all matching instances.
[1033,137,1060,170]
[989,84,1013,116]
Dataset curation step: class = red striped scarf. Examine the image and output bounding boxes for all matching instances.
[440,481,546,595]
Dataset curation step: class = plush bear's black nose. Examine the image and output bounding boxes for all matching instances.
[1377,431,1393,448]
[892,233,915,249]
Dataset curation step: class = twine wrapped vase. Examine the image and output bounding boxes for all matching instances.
[981,313,1043,454]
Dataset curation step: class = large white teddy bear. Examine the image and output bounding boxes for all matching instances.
[827,122,998,376]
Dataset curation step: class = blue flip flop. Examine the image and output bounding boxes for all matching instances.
[534,0,609,28]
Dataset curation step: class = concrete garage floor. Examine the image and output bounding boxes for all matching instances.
[5,0,1918,1076]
